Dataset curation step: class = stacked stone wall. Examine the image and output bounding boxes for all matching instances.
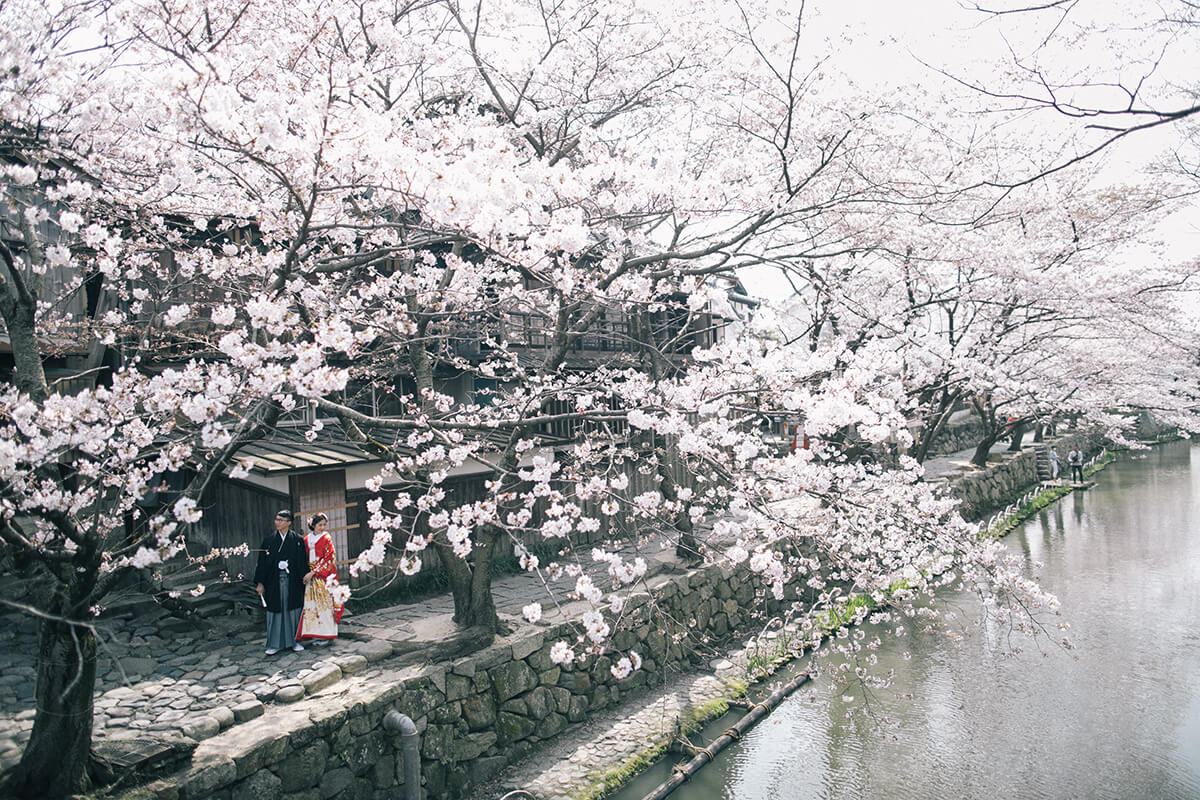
[925,415,986,456]
[939,431,1102,521]
[126,563,768,800]
[125,431,1107,800]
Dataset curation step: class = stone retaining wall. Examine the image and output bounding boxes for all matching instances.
[926,415,986,457]
[124,563,764,800]
[935,431,1102,521]
[124,431,1108,800]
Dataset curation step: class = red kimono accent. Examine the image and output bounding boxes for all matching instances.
[296,532,344,641]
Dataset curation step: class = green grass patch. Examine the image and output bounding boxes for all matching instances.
[572,686,748,800]
[983,485,1074,539]
[982,448,1118,539]
[816,592,878,634]
[1084,451,1116,477]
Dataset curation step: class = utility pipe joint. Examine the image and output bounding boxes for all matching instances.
[383,709,422,800]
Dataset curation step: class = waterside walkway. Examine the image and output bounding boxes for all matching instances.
[0,437,1064,795]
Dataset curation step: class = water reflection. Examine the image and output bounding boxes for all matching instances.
[609,442,1200,800]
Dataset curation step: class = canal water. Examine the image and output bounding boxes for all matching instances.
[610,441,1200,800]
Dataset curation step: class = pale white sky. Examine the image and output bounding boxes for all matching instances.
[736,0,1200,300]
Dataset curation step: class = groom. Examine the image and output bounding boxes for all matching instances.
[254,509,308,655]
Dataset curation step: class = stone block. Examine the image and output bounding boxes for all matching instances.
[233,769,281,800]
[557,670,591,694]
[349,712,375,736]
[445,674,472,702]
[473,646,512,671]
[511,632,543,661]
[451,730,496,761]
[356,640,394,663]
[525,687,553,721]
[210,723,290,780]
[278,741,329,793]
[429,700,461,724]
[449,658,475,678]
[182,757,236,800]
[471,671,492,693]
[210,706,235,731]
[310,704,349,734]
[180,716,221,741]
[302,665,342,695]
[645,630,667,659]
[231,701,264,723]
[490,660,537,703]
[499,697,528,715]
[567,694,588,723]
[276,685,305,704]
[370,752,395,788]
[460,692,496,731]
[550,686,571,714]
[420,723,454,761]
[588,687,610,712]
[319,767,353,799]
[334,654,368,675]
[397,685,445,720]
[496,712,536,745]
[537,712,567,740]
[624,592,651,612]
[531,664,557,687]
[422,761,446,797]
[350,777,375,800]
[344,731,384,775]
[525,643,555,672]
[590,656,612,685]
[331,721,353,754]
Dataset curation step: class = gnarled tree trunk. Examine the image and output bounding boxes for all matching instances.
[6,613,100,798]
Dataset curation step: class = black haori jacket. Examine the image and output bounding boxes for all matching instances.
[253,530,308,612]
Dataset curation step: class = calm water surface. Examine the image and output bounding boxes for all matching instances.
[610,441,1200,800]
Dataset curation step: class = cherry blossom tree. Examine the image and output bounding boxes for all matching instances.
[0,0,1155,796]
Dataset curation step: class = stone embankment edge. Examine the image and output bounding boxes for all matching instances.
[104,432,1114,800]
[981,449,1115,538]
[109,559,780,800]
[568,431,1116,800]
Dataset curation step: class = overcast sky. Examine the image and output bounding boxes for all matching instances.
[736,0,1199,300]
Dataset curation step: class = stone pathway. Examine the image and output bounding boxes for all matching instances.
[0,528,692,775]
[0,611,402,770]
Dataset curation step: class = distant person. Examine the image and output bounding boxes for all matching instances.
[254,509,307,655]
[1049,447,1060,480]
[1067,446,1084,483]
[296,513,344,646]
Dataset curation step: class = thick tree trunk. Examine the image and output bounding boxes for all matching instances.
[657,454,699,562]
[1007,421,1027,452]
[434,530,501,631]
[912,388,961,464]
[434,541,475,624]
[971,432,1001,467]
[464,531,500,630]
[6,616,98,798]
